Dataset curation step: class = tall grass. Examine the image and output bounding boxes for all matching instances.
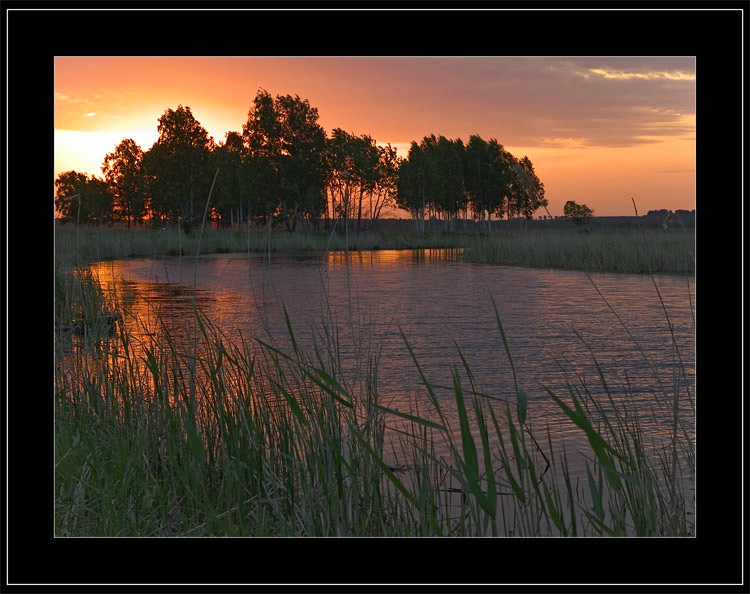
[54,227,470,263]
[461,228,694,274]
[54,225,695,274]
[54,265,694,536]
[55,197,694,536]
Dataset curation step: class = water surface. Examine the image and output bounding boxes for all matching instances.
[93,249,695,476]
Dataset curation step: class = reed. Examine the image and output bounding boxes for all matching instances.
[461,228,695,274]
[55,198,694,536]
[54,225,695,274]
[54,266,694,536]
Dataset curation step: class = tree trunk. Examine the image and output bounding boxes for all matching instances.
[357,188,364,235]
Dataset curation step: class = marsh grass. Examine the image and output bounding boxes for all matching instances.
[461,228,695,274]
[54,227,468,264]
[55,225,695,274]
[54,206,694,536]
[54,264,694,536]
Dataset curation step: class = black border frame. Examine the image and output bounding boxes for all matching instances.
[3,2,747,591]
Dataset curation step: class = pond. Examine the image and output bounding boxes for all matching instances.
[91,249,695,482]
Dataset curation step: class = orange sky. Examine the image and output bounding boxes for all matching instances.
[54,57,695,217]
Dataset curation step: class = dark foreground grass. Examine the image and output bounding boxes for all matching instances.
[55,225,695,274]
[54,265,695,537]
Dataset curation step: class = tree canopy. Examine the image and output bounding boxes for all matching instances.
[563,200,594,226]
[55,171,113,225]
[101,138,146,227]
[395,134,547,233]
[138,105,216,232]
[243,89,327,231]
[55,92,550,233]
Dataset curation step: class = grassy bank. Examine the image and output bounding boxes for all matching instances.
[460,228,695,274]
[54,265,695,537]
[54,225,695,274]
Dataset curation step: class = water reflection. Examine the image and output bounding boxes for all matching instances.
[90,251,695,480]
[324,248,462,267]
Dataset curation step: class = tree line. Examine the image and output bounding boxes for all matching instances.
[55,89,548,234]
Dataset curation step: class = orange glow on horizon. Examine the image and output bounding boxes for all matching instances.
[55,57,695,217]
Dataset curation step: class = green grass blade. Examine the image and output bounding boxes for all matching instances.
[452,367,479,484]
[546,387,623,490]
[350,427,418,508]
[517,387,528,426]
[366,401,446,432]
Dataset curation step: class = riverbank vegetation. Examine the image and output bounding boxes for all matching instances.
[55,224,695,275]
[54,253,695,537]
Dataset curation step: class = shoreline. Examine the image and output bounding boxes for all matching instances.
[56,225,696,275]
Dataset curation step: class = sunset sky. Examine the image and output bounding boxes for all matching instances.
[54,56,696,217]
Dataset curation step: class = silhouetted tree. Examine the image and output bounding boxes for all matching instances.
[142,105,216,232]
[242,90,283,229]
[563,200,594,227]
[431,135,466,231]
[324,128,359,233]
[210,132,245,228]
[351,133,380,234]
[101,138,146,227]
[275,93,327,230]
[242,89,326,231]
[508,156,547,220]
[55,171,113,225]
[464,135,512,233]
[396,141,431,233]
[368,143,401,233]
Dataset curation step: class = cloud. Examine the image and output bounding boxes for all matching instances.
[362,57,695,149]
[84,112,97,117]
[529,137,590,149]
[584,68,695,81]
[55,92,92,105]
[482,59,695,148]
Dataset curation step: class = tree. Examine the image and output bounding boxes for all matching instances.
[368,143,401,233]
[464,135,512,233]
[508,156,547,220]
[142,105,216,232]
[275,93,327,230]
[55,171,113,225]
[101,138,146,227]
[242,89,327,231]
[327,132,382,235]
[431,136,467,231]
[242,89,284,228]
[210,132,245,228]
[324,128,364,234]
[396,141,430,234]
[563,200,594,227]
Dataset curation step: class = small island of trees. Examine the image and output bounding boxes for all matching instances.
[55,89,547,235]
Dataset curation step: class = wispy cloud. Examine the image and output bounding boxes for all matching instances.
[55,92,92,105]
[530,137,590,149]
[373,57,695,149]
[583,68,695,81]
